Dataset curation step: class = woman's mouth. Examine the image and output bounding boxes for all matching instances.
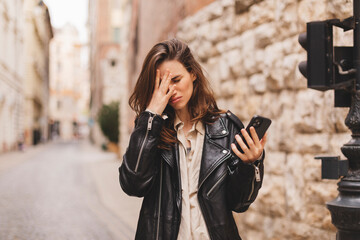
[170,96,182,104]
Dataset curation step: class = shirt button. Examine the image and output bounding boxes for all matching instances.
[222,150,228,154]
[222,130,227,134]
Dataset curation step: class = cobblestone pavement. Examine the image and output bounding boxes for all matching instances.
[0,141,142,240]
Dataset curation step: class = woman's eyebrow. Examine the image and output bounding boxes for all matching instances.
[171,75,181,80]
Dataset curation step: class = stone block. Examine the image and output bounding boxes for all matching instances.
[219,80,236,97]
[207,18,228,43]
[284,153,306,221]
[253,22,277,49]
[283,53,306,90]
[242,230,265,240]
[203,57,221,91]
[196,40,217,61]
[293,60,308,90]
[326,0,353,19]
[215,35,242,53]
[283,35,303,55]
[218,55,232,82]
[204,1,224,21]
[233,12,251,35]
[196,21,212,40]
[221,0,234,8]
[248,0,275,27]
[294,133,330,154]
[257,90,294,121]
[232,78,251,119]
[305,204,335,230]
[304,182,338,205]
[323,91,349,133]
[177,18,197,42]
[266,106,296,152]
[234,0,263,14]
[292,90,326,134]
[298,0,327,25]
[264,151,286,175]
[221,7,236,35]
[274,0,299,37]
[227,50,244,79]
[263,42,285,91]
[302,153,323,182]
[190,0,223,24]
[249,73,266,93]
[257,175,287,217]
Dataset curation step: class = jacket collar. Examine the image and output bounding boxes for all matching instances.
[205,116,228,139]
[161,116,231,186]
[198,116,230,188]
[161,116,229,166]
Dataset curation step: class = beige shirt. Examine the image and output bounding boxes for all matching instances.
[175,115,210,240]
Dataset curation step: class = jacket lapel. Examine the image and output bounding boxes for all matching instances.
[161,143,182,212]
[161,147,176,169]
[198,117,231,189]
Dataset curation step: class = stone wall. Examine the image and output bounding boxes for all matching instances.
[177,0,353,239]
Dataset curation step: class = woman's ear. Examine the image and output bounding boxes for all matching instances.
[191,73,196,82]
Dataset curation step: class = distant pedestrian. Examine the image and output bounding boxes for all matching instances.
[119,38,268,240]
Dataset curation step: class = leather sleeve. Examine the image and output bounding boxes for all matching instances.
[119,111,164,197]
[225,111,265,212]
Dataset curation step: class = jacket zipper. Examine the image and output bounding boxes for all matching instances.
[247,164,261,201]
[156,160,163,240]
[206,170,227,197]
[134,114,154,173]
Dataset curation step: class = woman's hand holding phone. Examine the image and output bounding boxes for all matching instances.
[147,69,176,115]
[231,127,267,164]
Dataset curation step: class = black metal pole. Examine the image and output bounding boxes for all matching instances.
[326,2,360,239]
[355,0,360,89]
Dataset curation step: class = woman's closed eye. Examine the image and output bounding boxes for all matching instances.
[171,75,182,83]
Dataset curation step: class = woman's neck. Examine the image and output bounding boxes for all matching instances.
[176,109,192,133]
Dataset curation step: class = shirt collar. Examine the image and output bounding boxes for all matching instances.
[174,114,205,135]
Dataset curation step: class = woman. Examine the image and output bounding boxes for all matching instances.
[119,38,267,240]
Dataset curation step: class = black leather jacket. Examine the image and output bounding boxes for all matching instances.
[119,110,264,240]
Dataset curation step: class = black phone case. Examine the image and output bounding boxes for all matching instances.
[235,115,271,153]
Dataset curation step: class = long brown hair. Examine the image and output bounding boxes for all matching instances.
[129,38,223,148]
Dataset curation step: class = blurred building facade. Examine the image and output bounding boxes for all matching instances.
[0,0,24,152]
[49,24,90,141]
[88,0,131,148]
[23,0,53,146]
[109,0,353,239]
[0,0,52,153]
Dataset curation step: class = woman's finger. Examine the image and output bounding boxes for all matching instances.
[260,132,268,148]
[235,134,250,154]
[166,85,176,99]
[231,143,247,160]
[241,129,255,149]
[162,72,172,93]
[154,69,160,90]
[249,127,261,148]
[159,71,170,93]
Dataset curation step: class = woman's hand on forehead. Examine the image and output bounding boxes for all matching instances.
[146,69,177,115]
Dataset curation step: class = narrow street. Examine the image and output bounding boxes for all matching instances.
[0,141,142,240]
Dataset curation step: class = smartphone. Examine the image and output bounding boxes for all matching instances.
[235,115,272,153]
